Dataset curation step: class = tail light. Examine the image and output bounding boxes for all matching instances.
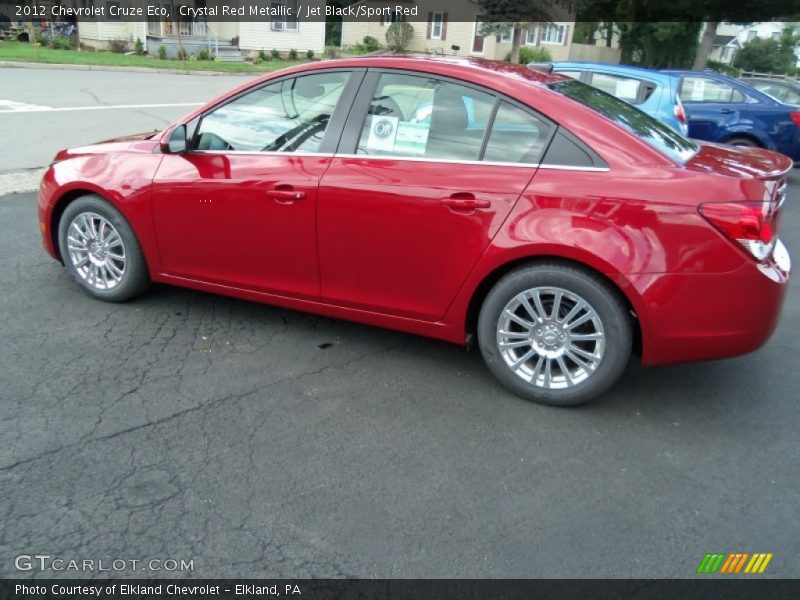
[790,112,800,127]
[674,101,686,125]
[699,201,780,262]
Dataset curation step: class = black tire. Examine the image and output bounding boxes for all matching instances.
[478,262,632,406]
[57,194,150,302]
[727,136,760,148]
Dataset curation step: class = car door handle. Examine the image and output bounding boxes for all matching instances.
[267,186,306,204]
[441,194,491,211]
[719,108,735,114]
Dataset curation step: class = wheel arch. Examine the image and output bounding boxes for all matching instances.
[723,132,766,148]
[464,255,644,357]
[50,188,107,263]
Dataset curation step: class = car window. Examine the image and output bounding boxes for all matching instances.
[195,72,350,152]
[753,82,800,105]
[680,77,746,103]
[589,72,645,104]
[550,79,698,164]
[356,73,495,161]
[483,102,553,164]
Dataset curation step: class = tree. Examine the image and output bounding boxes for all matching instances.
[477,0,555,63]
[616,22,702,68]
[734,26,800,74]
[386,22,413,53]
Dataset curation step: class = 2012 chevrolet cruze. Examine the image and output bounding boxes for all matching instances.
[38,56,791,406]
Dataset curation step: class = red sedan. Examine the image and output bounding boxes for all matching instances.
[37,56,791,406]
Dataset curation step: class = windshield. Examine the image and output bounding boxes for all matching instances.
[549,79,698,164]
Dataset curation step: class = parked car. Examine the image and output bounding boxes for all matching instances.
[740,77,800,106]
[664,70,800,161]
[38,56,791,406]
[552,61,688,134]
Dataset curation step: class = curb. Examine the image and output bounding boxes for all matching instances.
[0,60,256,76]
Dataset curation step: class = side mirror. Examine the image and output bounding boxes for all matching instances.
[162,124,187,154]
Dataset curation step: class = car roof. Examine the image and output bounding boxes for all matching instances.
[553,61,674,81]
[741,77,800,88]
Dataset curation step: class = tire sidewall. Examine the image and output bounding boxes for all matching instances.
[57,195,149,302]
[478,265,632,406]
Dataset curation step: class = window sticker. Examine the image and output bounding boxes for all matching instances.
[690,79,706,101]
[615,79,639,101]
[394,122,430,155]
[365,115,399,152]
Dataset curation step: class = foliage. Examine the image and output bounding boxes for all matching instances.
[176,47,188,61]
[134,37,144,56]
[362,35,381,52]
[306,49,315,60]
[50,36,73,50]
[158,45,167,60]
[253,56,263,65]
[386,22,413,52]
[258,49,268,61]
[325,46,340,59]
[107,39,129,54]
[520,46,551,64]
[197,48,210,61]
[288,48,298,60]
[271,48,280,59]
[34,33,47,45]
[325,17,342,47]
[734,27,800,75]
[706,59,740,77]
[616,22,701,68]
[477,0,554,63]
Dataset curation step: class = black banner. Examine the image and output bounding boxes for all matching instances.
[3,580,800,600]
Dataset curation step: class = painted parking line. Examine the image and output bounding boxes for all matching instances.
[0,101,202,114]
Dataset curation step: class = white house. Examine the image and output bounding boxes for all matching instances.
[709,22,798,66]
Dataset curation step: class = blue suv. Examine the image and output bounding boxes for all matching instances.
[664,69,800,161]
[552,62,688,134]
[553,62,800,162]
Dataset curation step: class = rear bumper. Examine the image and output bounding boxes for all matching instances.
[634,240,791,366]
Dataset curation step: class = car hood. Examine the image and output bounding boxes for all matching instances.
[53,130,162,162]
[685,141,793,181]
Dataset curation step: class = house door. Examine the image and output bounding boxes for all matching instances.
[472,18,485,54]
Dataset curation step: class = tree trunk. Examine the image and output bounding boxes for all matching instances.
[510,23,523,63]
[604,22,613,48]
[693,21,718,71]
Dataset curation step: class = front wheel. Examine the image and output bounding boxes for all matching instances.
[57,194,150,302]
[478,263,633,406]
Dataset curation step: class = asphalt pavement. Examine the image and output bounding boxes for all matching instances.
[1,67,799,579]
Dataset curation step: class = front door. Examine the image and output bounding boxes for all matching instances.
[679,75,750,141]
[317,71,555,321]
[151,70,357,299]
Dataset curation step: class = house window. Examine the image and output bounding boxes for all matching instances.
[431,12,444,39]
[271,0,299,32]
[771,32,780,40]
[540,24,566,45]
[746,30,757,41]
[525,28,537,45]
[383,9,401,26]
[500,26,514,43]
[720,46,729,60]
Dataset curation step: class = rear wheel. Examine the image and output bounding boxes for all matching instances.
[58,195,150,302]
[478,263,632,406]
[727,136,761,148]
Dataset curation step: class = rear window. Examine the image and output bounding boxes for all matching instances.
[549,79,698,164]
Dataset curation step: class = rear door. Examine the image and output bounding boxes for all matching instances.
[316,70,555,321]
[679,75,751,141]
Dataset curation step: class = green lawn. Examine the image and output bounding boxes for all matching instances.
[0,41,301,73]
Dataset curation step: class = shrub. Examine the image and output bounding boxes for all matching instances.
[271,48,280,59]
[707,59,740,77]
[253,56,263,65]
[50,36,72,50]
[519,46,551,64]
[158,45,167,60]
[324,46,339,59]
[350,43,367,54]
[306,48,314,60]
[362,35,380,52]
[288,48,298,60]
[134,37,144,55]
[385,22,413,53]
[197,48,210,61]
[107,38,129,54]
[176,47,188,61]
[258,49,268,61]
[34,33,47,45]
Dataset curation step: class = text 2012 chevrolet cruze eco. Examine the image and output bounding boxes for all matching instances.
[37,56,791,406]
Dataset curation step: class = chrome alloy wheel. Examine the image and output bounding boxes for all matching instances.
[496,287,605,390]
[66,212,126,290]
